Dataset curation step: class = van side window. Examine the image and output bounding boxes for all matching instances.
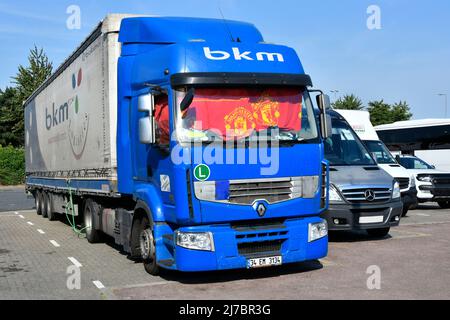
[154,94,170,146]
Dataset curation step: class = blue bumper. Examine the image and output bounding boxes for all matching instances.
[163,216,328,272]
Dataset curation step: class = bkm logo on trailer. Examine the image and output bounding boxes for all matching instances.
[45,69,82,130]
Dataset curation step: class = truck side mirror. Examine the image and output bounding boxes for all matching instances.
[316,93,332,139]
[138,93,156,144]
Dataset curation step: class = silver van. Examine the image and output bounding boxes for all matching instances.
[321,111,403,237]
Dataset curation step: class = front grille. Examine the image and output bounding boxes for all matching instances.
[396,178,410,190]
[238,240,283,256]
[432,175,450,186]
[341,188,391,204]
[229,179,293,205]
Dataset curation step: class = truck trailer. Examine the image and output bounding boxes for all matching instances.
[25,14,331,274]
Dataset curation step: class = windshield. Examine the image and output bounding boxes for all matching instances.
[175,87,318,143]
[399,157,434,170]
[325,119,375,166]
[364,140,397,164]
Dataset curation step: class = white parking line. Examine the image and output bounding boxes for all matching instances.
[27,221,34,226]
[415,213,431,217]
[49,240,60,247]
[37,229,45,234]
[93,281,105,289]
[68,257,82,268]
[19,215,25,219]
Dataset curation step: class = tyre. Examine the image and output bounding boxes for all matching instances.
[35,191,42,215]
[438,201,450,209]
[402,206,409,217]
[138,216,159,276]
[367,227,390,238]
[83,199,102,244]
[47,193,57,221]
[41,192,49,218]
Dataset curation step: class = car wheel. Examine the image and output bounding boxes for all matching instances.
[367,227,390,238]
[438,201,450,209]
[402,206,409,217]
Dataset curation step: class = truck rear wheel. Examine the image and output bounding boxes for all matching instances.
[41,192,48,218]
[438,201,450,209]
[138,216,159,276]
[35,191,42,215]
[83,199,102,244]
[367,227,390,238]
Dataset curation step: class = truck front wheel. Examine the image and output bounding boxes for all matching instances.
[367,227,390,238]
[139,216,159,276]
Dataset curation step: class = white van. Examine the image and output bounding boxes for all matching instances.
[335,110,418,216]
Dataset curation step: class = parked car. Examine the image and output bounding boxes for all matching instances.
[321,110,403,238]
[396,155,450,208]
[335,109,417,216]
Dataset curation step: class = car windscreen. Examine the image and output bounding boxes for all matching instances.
[325,119,375,166]
[364,140,397,164]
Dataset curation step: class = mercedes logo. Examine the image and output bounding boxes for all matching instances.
[364,190,376,202]
[256,203,267,217]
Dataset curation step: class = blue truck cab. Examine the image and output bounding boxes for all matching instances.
[25,16,331,274]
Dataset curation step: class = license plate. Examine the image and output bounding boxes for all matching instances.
[247,256,282,269]
[359,216,384,224]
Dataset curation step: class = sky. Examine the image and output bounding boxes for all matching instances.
[0,0,449,119]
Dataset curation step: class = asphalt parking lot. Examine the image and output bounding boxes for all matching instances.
[0,187,449,300]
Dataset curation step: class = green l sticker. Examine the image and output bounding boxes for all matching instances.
[194,164,211,181]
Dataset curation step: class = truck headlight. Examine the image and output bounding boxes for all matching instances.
[417,176,432,183]
[175,231,215,251]
[329,185,344,203]
[392,181,401,199]
[309,220,328,242]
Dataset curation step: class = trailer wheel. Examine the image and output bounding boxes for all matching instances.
[41,192,49,218]
[367,227,390,238]
[83,199,102,244]
[47,193,57,221]
[138,216,159,276]
[35,191,42,215]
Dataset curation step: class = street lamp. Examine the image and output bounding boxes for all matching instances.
[330,90,339,101]
[438,94,448,118]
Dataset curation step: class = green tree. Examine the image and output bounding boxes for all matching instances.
[13,46,53,102]
[0,87,21,147]
[391,101,412,122]
[332,94,364,110]
[367,100,412,126]
[0,46,53,147]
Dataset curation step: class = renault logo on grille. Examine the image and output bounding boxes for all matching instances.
[256,203,267,217]
[365,190,376,202]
